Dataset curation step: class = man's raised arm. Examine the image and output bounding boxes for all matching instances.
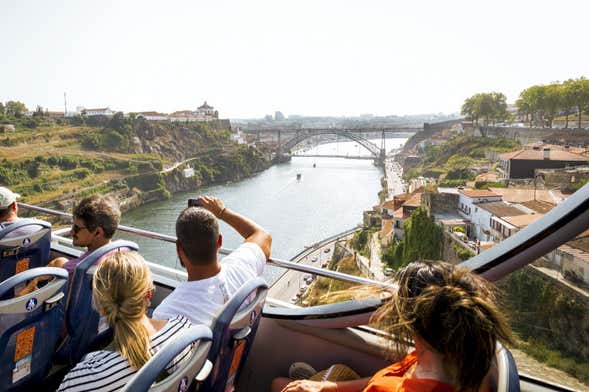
[197,196,272,260]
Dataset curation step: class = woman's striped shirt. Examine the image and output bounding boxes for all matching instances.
[57,315,192,392]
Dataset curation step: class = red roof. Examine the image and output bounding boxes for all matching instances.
[499,149,589,162]
[458,189,500,198]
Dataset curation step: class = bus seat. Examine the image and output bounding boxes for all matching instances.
[0,219,51,284]
[123,325,213,392]
[487,342,520,392]
[56,240,139,364]
[0,267,68,391]
[199,277,268,392]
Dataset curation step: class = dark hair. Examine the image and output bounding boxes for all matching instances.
[176,207,219,264]
[73,195,120,239]
[373,260,513,392]
[0,203,14,221]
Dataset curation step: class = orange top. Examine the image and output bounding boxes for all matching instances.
[363,352,455,392]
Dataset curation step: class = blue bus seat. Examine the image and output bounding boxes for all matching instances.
[0,219,51,284]
[199,277,268,392]
[0,267,68,391]
[487,342,520,392]
[56,240,139,364]
[123,325,213,392]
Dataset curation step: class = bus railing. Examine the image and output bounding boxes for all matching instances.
[18,202,393,289]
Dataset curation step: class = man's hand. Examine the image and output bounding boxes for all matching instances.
[281,380,337,392]
[196,196,226,218]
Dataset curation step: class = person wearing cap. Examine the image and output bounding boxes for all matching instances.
[0,186,43,238]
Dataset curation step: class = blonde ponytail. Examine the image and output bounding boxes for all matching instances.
[92,251,153,369]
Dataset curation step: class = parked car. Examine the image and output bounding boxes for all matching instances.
[311,257,318,263]
[383,267,393,277]
[324,248,330,253]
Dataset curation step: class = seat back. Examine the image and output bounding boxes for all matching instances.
[123,325,213,392]
[58,240,139,364]
[0,267,68,391]
[0,219,51,284]
[487,342,520,392]
[200,277,268,392]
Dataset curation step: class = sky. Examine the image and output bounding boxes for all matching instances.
[1,0,588,118]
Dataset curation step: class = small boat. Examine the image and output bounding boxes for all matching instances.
[296,173,302,180]
[313,163,316,168]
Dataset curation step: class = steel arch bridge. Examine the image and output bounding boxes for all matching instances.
[280,129,382,157]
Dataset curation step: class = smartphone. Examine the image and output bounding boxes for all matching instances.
[188,198,203,207]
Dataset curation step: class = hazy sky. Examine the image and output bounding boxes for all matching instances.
[1,0,588,118]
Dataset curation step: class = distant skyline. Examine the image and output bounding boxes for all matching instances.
[2,0,588,118]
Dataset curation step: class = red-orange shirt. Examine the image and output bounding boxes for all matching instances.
[363,352,456,392]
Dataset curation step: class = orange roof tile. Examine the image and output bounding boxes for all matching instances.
[500,149,589,162]
[502,214,543,228]
[381,219,393,237]
[393,207,404,219]
[404,193,422,207]
[490,188,564,204]
[458,189,500,198]
[382,199,396,210]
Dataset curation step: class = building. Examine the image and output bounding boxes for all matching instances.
[490,214,543,242]
[81,107,115,116]
[489,187,566,205]
[498,147,589,179]
[457,189,502,240]
[196,101,218,119]
[274,111,285,121]
[136,111,169,121]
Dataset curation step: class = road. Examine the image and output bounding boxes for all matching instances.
[269,232,357,303]
[384,157,405,197]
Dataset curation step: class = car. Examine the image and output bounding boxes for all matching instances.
[299,285,307,293]
[321,262,328,268]
[311,257,317,262]
[383,267,393,277]
[290,295,298,303]
[324,248,330,253]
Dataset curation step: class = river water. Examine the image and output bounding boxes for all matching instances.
[120,137,408,283]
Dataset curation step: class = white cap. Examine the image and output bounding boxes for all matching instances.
[0,187,20,208]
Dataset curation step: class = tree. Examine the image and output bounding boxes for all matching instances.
[561,79,578,129]
[543,84,562,129]
[5,101,27,118]
[567,77,589,129]
[0,102,4,117]
[461,92,508,135]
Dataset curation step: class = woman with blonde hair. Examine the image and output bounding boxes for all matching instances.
[274,260,514,392]
[58,251,192,392]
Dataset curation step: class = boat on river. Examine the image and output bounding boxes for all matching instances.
[2,182,589,391]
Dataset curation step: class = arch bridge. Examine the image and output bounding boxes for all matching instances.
[281,129,383,158]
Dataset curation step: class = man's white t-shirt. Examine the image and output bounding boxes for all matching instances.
[153,242,266,326]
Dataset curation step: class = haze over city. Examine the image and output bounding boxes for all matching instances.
[2,0,588,118]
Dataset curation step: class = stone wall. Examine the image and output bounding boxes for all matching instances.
[423,191,459,215]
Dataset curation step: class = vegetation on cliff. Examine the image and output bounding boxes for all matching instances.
[382,207,442,269]
[500,269,589,383]
[404,135,519,186]
[0,109,268,207]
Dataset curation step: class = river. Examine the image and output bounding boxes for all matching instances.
[120,137,408,283]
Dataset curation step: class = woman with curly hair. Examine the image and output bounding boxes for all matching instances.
[273,260,513,392]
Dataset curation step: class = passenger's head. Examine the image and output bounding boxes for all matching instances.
[92,251,154,369]
[0,187,20,222]
[176,207,220,266]
[375,260,513,391]
[71,195,120,248]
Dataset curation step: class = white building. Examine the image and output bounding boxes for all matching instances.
[457,189,502,241]
[81,107,115,116]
